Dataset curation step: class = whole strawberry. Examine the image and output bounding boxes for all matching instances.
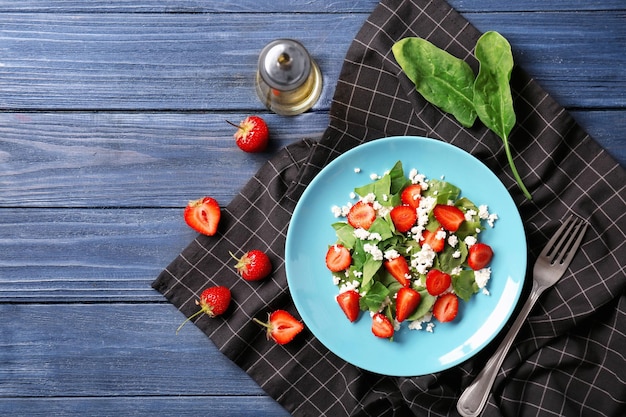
[253,310,304,345]
[227,115,269,153]
[231,250,272,281]
[176,286,231,334]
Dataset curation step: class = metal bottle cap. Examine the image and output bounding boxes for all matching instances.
[258,39,312,91]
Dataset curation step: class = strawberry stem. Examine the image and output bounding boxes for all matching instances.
[225,120,243,130]
[176,308,204,335]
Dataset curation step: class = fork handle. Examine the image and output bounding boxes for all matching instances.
[457,283,542,417]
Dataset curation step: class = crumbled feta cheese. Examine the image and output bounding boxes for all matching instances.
[408,313,433,331]
[384,249,400,260]
[332,275,340,285]
[364,243,383,261]
[452,250,461,259]
[339,280,360,293]
[474,267,491,289]
[362,193,376,204]
[353,271,363,278]
[435,229,447,240]
[450,266,462,276]
[354,228,370,240]
[368,232,382,241]
[464,235,477,247]
[382,194,389,202]
[354,167,361,173]
[476,228,482,234]
[409,169,428,189]
[478,205,489,219]
[349,191,356,199]
[331,205,342,217]
[448,234,458,247]
[465,209,477,221]
[487,213,498,228]
[411,244,436,274]
[369,173,379,180]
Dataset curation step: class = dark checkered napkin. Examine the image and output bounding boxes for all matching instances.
[153,0,626,415]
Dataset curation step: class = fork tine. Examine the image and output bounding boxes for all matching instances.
[542,215,588,265]
[556,218,588,266]
[541,215,575,258]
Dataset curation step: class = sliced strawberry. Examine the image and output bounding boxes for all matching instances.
[383,256,411,287]
[467,242,494,270]
[336,290,361,322]
[254,310,304,345]
[371,313,394,338]
[400,184,422,209]
[390,205,417,233]
[432,293,459,323]
[395,287,421,322]
[347,201,376,230]
[184,196,221,236]
[420,227,445,252]
[325,244,352,272]
[425,269,452,296]
[433,204,465,232]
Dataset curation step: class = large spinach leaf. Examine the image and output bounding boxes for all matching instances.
[474,31,531,200]
[392,37,477,128]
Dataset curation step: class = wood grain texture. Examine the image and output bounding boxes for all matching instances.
[0,12,624,110]
[0,397,290,417]
[0,0,623,13]
[0,112,327,207]
[0,304,281,398]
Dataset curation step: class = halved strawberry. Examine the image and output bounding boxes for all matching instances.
[371,313,394,338]
[425,269,452,296]
[400,184,422,209]
[433,204,465,232]
[395,287,421,322]
[467,242,494,270]
[347,201,376,230]
[184,197,221,236]
[253,310,304,345]
[390,205,417,233]
[432,293,459,323]
[383,256,411,287]
[325,244,352,272]
[336,290,361,322]
[420,227,445,252]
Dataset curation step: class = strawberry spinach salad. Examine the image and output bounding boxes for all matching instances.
[325,160,497,340]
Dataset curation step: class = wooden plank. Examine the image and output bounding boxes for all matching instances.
[0,398,289,417]
[0,0,623,13]
[1,110,623,210]
[0,397,290,417]
[0,12,624,111]
[0,304,274,397]
[0,112,327,208]
[0,13,362,111]
[0,208,188,302]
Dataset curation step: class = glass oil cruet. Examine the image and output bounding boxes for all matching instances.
[255,39,322,116]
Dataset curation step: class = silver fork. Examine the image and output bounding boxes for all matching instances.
[457,215,588,417]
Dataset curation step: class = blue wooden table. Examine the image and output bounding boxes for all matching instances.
[1,1,624,415]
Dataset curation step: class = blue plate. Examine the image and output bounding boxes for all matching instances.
[285,136,526,376]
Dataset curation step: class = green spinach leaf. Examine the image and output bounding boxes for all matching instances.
[392,37,477,128]
[474,31,532,200]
